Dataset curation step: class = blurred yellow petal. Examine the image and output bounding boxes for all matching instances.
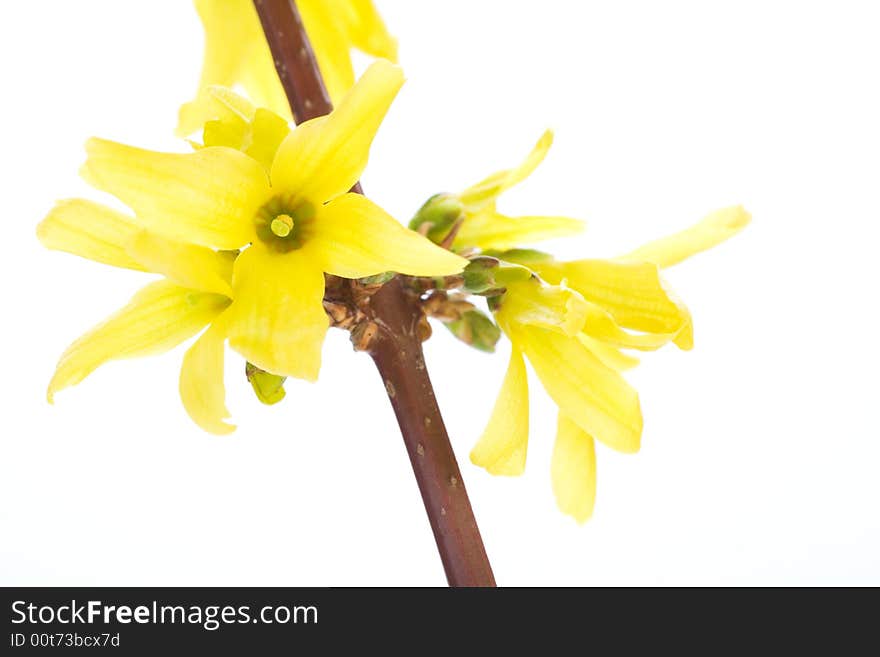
[470,347,529,476]
[536,259,692,349]
[178,0,287,136]
[312,193,468,278]
[37,199,147,271]
[346,0,398,60]
[622,206,751,268]
[127,231,234,297]
[180,316,234,435]
[83,139,270,250]
[226,245,328,381]
[454,209,584,251]
[48,281,230,402]
[270,60,404,203]
[552,414,597,523]
[510,322,642,454]
[299,0,356,103]
[459,130,554,213]
[499,280,588,336]
[578,334,640,372]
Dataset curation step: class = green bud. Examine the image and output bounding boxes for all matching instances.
[462,256,500,294]
[246,362,286,405]
[444,309,502,353]
[487,248,555,266]
[408,193,465,244]
[462,256,533,295]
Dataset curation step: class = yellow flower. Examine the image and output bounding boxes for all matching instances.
[42,61,466,435]
[178,0,398,136]
[470,206,750,522]
[452,130,585,251]
[38,200,237,434]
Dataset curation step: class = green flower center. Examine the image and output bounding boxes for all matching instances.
[254,195,315,252]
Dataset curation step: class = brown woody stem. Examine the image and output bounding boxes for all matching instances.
[252,0,495,586]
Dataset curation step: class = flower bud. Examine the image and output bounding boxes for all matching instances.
[462,256,533,296]
[408,193,465,244]
[246,362,287,405]
[443,309,502,353]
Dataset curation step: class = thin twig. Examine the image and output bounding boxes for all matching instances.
[252,0,495,586]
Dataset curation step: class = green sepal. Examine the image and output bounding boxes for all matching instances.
[358,271,395,286]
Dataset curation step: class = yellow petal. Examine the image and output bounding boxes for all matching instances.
[201,92,290,172]
[226,245,328,381]
[245,109,291,171]
[37,199,148,271]
[499,279,588,336]
[346,0,399,61]
[459,130,554,213]
[48,281,230,402]
[127,231,234,297]
[298,0,356,104]
[577,334,640,372]
[552,413,597,523]
[622,205,751,269]
[270,60,404,203]
[177,0,288,136]
[180,315,234,435]
[312,193,468,277]
[509,322,642,454]
[454,209,585,251]
[535,259,692,349]
[83,139,269,250]
[580,301,681,351]
[470,347,529,476]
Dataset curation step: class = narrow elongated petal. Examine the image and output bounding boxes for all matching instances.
[270,60,404,203]
[578,334,640,371]
[459,130,554,212]
[177,0,287,136]
[622,206,751,268]
[37,199,148,271]
[454,209,584,251]
[298,0,357,103]
[82,139,269,249]
[500,280,588,336]
[312,193,468,277]
[180,316,234,435]
[535,259,692,349]
[510,322,642,453]
[580,301,680,351]
[48,281,230,402]
[127,231,234,297]
[347,0,399,60]
[552,414,597,523]
[470,348,529,475]
[226,246,328,381]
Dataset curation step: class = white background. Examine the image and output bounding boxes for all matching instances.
[1,0,878,586]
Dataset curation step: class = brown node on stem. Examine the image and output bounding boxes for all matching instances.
[422,290,476,322]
